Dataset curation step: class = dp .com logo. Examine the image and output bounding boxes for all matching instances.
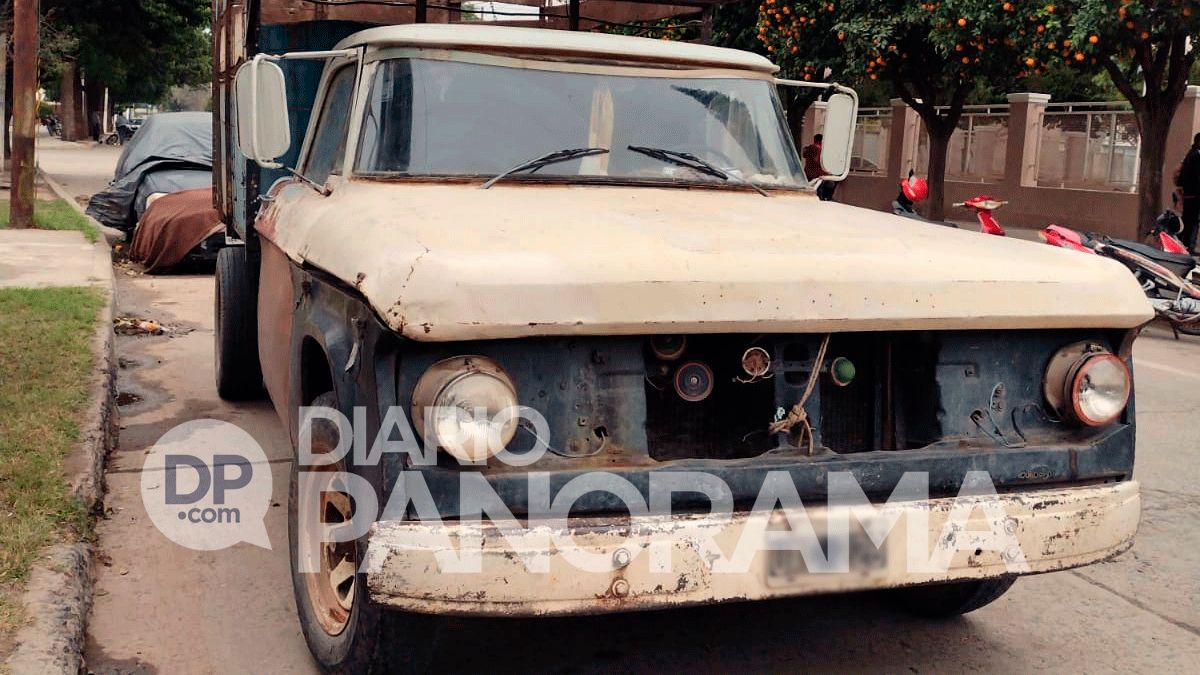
[141,419,273,550]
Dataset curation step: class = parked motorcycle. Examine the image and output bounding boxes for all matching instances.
[892,172,1007,236]
[42,115,62,137]
[1040,219,1200,335]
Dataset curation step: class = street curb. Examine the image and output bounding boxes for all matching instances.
[38,168,126,246]
[4,170,120,675]
[3,545,93,675]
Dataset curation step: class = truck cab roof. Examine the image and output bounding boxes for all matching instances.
[332,24,779,73]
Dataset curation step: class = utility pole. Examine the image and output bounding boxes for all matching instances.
[10,0,39,229]
[0,32,8,167]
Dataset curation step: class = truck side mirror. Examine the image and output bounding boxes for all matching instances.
[818,92,858,180]
[234,58,291,168]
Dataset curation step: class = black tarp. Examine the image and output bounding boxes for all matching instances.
[86,112,213,230]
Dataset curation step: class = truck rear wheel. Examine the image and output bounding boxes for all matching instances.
[290,392,438,674]
[890,577,1016,617]
[214,245,264,400]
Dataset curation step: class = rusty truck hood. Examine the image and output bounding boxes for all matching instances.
[262,180,1152,340]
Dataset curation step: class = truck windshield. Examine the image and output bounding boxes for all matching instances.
[354,58,807,189]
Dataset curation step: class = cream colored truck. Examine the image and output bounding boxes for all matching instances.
[219,24,1149,673]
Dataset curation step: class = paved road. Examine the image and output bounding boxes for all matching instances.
[38,147,1200,673]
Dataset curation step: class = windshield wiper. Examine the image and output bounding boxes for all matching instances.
[626,145,769,197]
[481,147,609,189]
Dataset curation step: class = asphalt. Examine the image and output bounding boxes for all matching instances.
[31,141,1200,673]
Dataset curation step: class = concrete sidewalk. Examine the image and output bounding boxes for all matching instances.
[0,229,112,288]
[36,135,122,206]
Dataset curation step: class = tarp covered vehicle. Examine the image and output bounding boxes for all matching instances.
[86,111,213,231]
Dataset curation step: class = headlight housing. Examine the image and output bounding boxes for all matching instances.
[411,356,519,462]
[1044,342,1131,427]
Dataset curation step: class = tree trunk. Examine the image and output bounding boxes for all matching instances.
[10,0,39,229]
[60,60,77,141]
[84,77,104,141]
[72,71,86,139]
[1134,101,1175,241]
[782,89,813,149]
[924,124,954,222]
[3,41,11,162]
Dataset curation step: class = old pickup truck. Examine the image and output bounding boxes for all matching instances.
[215,18,1149,675]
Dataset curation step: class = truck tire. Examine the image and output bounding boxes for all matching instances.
[290,392,438,674]
[214,245,264,400]
[890,576,1016,618]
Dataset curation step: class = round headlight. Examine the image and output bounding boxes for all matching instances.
[1069,354,1130,427]
[1044,342,1130,427]
[411,357,518,462]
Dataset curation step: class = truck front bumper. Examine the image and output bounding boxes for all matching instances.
[364,481,1139,617]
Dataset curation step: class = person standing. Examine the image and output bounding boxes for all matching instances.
[802,133,837,201]
[1177,132,1200,254]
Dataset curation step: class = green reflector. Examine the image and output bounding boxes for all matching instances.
[831,357,856,386]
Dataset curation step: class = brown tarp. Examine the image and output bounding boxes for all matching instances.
[129,187,223,272]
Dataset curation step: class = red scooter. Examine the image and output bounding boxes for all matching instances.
[892,173,1007,236]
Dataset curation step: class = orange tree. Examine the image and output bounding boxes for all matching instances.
[758,1,1037,220]
[1028,1,1200,238]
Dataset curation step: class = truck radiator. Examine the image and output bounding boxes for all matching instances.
[802,333,880,453]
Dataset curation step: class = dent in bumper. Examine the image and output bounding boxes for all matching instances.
[365,481,1139,616]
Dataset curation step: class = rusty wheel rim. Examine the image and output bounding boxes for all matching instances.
[301,467,357,636]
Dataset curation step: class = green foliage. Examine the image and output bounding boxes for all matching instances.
[1031,1,1199,107]
[1017,62,1120,102]
[42,0,211,104]
[758,1,1046,109]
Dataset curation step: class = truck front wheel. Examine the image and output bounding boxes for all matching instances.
[290,392,438,673]
[214,245,264,400]
[890,576,1016,617]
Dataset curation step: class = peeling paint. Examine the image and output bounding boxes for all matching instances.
[365,481,1140,617]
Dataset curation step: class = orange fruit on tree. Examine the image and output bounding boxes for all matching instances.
[1003,2,1013,11]
[1025,57,1036,66]
[1088,34,1099,44]
[957,17,968,27]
